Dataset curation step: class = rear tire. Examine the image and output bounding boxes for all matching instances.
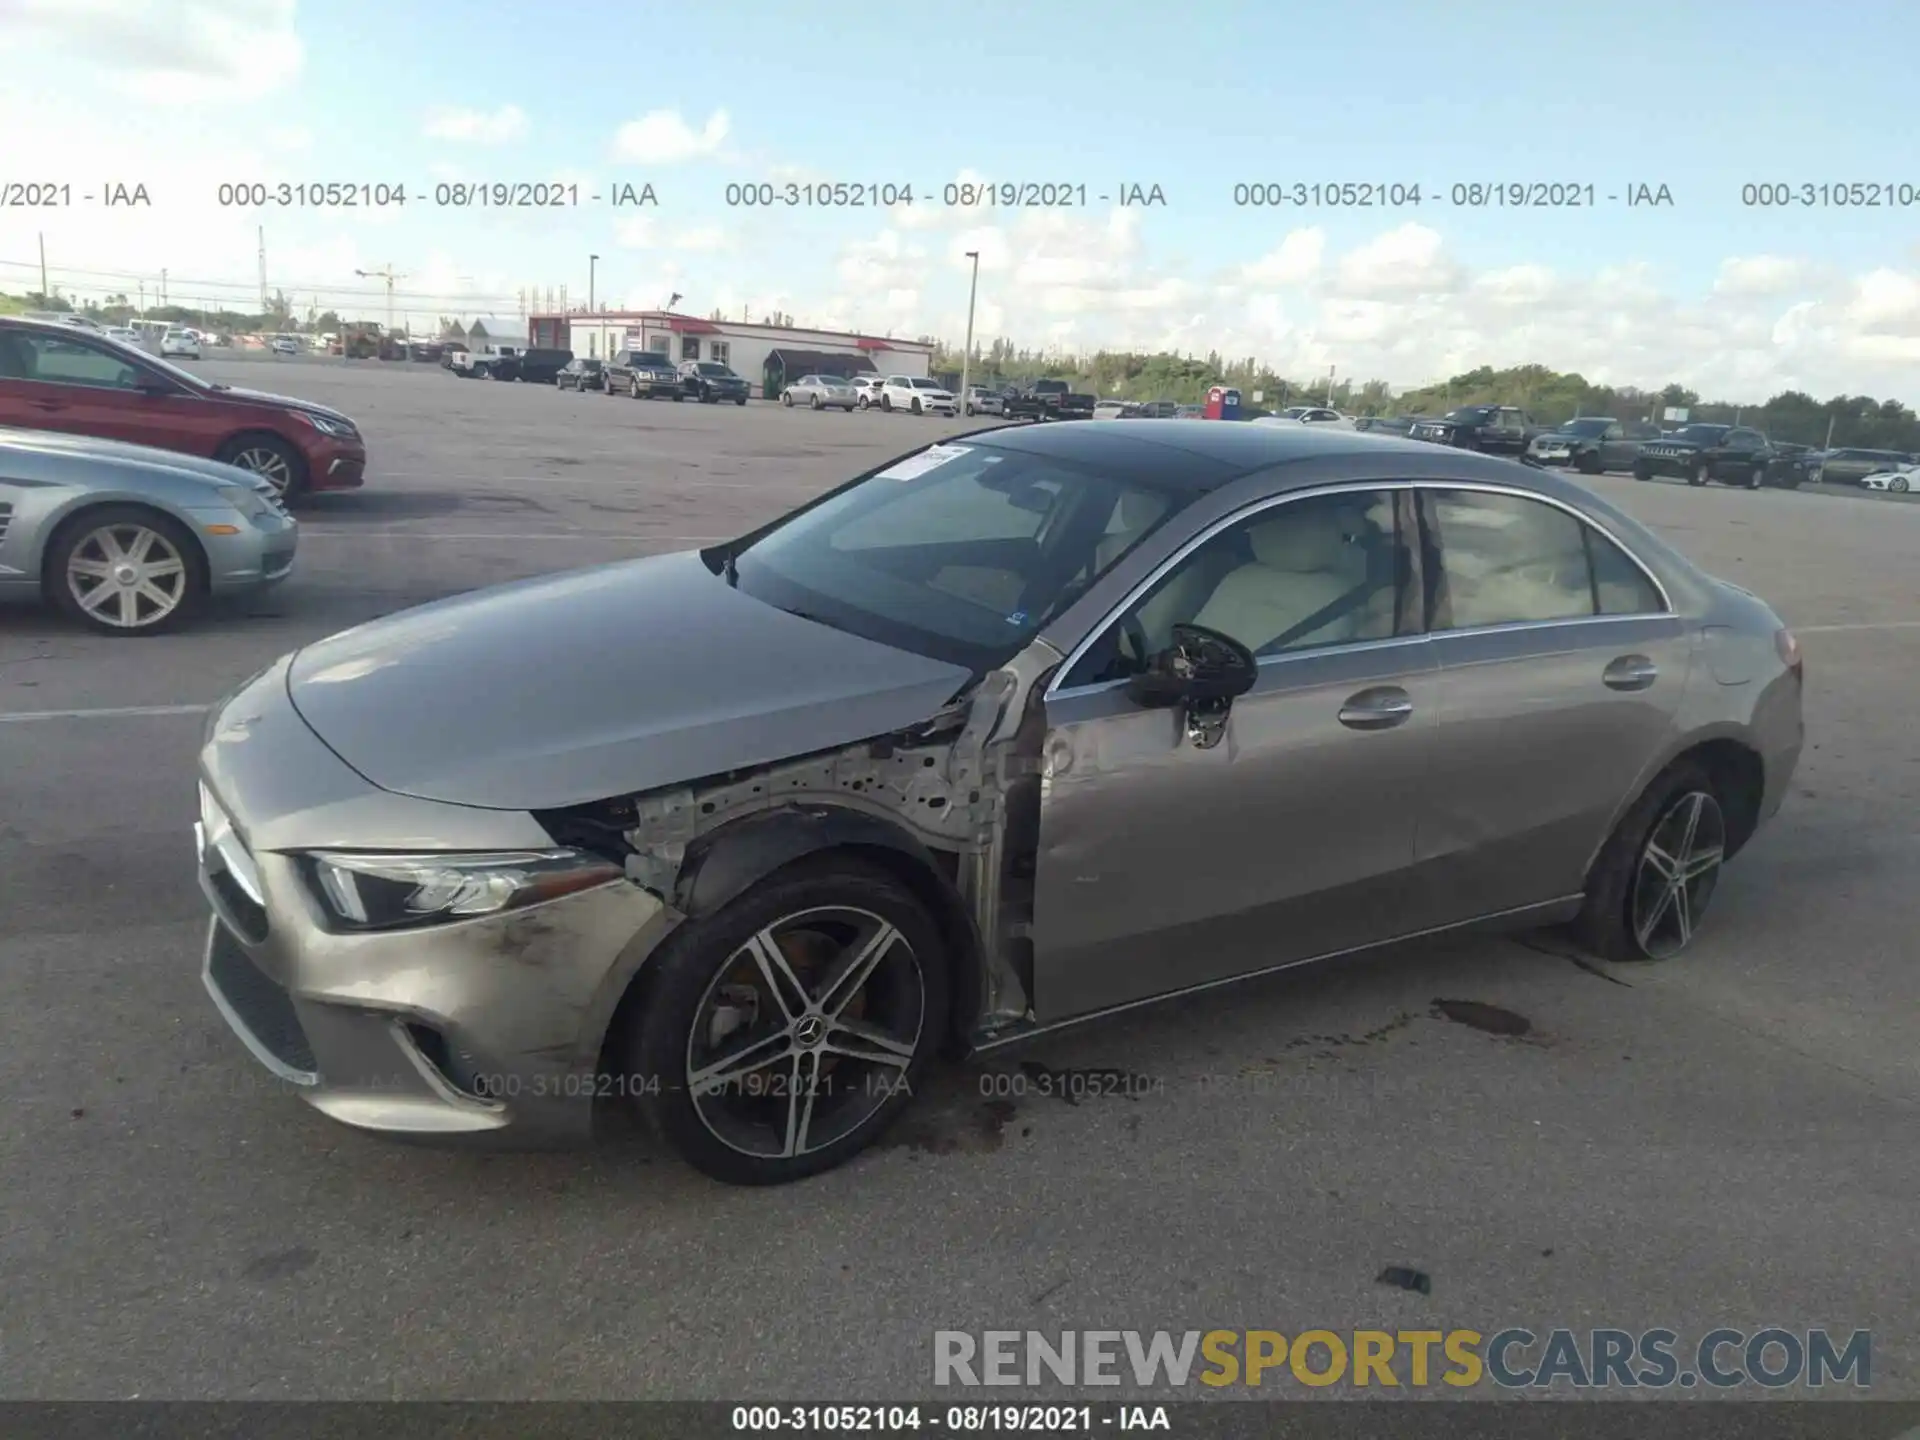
[1688,460,1711,486]
[783,391,794,407]
[1572,760,1727,964]
[736,396,747,406]
[618,858,948,1186]
[810,395,822,410]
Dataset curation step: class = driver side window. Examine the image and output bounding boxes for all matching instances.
[1063,488,1409,688]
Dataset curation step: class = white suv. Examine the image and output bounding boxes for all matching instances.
[880,375,956,416]
[851,375,886,409]
[160,328,201,359]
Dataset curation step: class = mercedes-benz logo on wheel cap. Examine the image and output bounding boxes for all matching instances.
[793,1016,825,1047]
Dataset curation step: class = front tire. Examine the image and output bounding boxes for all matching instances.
[619,859,948,1185]
[216,433,307,499]
[47,504,207,637]
[783,390,794,407]
[882,395,893,412]
[810,394,822,410]
[1633,461,1653,481]
[1688,459,1712,486]
[1572,760,1727,963]
[1576,451,1602,475]
[1892,475,1910,493]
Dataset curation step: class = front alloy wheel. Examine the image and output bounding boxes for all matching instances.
[1629,791,1726,960]
[50,507,205,636]
[622,862,947,1184]
[1892,475,1910,493]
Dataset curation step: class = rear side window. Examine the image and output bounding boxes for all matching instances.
[1425,490,1666,627]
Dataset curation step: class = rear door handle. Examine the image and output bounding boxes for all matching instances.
[1338,685,1413,730]
[30,399,66,411]
[1603,654,1659,691]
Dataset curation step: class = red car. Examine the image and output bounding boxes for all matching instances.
[0,317,365,500]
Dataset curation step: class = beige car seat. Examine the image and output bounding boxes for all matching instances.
[1191,504,1373,653]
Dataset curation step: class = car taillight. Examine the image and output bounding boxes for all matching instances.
[1775,627,1802,679]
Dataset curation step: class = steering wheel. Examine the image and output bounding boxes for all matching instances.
[1119,614,1152,668]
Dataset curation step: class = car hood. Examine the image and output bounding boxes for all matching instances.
[209,385,355,425]
[284,550,974,812]
[0,425,259,491]
[1647,438,1706,450]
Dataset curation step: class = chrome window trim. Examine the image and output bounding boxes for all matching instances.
[1043,477,1674,701]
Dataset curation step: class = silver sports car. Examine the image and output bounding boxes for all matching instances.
[1,426,298,634]
[193,422,1802,1184]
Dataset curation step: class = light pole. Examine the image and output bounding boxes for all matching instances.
[589,254,599,312]
[959,250,980,411]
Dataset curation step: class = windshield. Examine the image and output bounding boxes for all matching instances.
[1673,424,1730,443]
[1560,418,1612,437]
[699,363,735,376]
[1444,406,1494,422]
[910,377,942,389]
[725,442,1185,672]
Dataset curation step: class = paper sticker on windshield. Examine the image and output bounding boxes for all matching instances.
[877,444,972,481]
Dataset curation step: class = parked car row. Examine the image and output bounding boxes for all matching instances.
[550,350,752,405]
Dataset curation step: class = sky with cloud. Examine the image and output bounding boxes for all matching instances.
[2,0,1916,400]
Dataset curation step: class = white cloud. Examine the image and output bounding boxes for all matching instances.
[615,219,734,253]
[611,109,730,164]
[423,105,528,144]
[1334,224,1464,298]
[1242,230,1325,287]
[3,0,304,100]
[1715,255,1811,296]
[814,208,1920,401]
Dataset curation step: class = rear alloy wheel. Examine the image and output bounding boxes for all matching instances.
[1572,761,1726,963]
[217,434,306,499]
[1689,459,1712,486]
[810,394,822,410]
[1747,465,1764,490]
[622,860,947,1185]
[49,505,206,636]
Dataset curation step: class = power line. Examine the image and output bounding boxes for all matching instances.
[0,258,523,306]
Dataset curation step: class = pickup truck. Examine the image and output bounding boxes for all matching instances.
[1004,378,1097,422]
[1408,404,1539,455]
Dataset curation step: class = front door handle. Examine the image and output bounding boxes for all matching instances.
[1338,685,1413,730]
[30,399,66,411]
[1603,654,1659,691]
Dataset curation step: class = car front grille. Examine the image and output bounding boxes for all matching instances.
[0,501,11,545]
[207,924,317,1076]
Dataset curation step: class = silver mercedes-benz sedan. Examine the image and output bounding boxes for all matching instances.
[0,426,297,634]
[194,422,1802,1184]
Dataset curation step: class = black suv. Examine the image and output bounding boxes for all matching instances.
[606,349,682,399]
[1407,405,1538,455]
[681,360,750,405]
[511,348,573,384]
[1633,424,1775,488]
[556,357,604,391]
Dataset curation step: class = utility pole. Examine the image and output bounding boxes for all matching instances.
[160,268,168,308]
[38,232,48,300]
[960,250,980,408]
[589,254,599,312]
[257,226,267,310]
[1823,413,1836,450]
[355,265,407,354]
[1325,364,1336,405]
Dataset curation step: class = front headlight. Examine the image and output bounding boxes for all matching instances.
[304,849,624,932]
[293,411,355,438]
[223,485,275,520]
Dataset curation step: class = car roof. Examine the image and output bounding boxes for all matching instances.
[970,416,1507,491]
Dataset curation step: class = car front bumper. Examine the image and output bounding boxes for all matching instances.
[301,435,368,491]
[191,508,299,593]
[194,660,678,1147]
[1638,452,1703,477]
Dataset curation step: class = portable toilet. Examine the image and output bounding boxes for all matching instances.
[1203,385,1244,420]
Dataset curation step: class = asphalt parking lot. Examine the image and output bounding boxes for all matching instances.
[1,360,1915,1401]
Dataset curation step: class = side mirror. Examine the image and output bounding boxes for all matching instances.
[1125,623,1259,709]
